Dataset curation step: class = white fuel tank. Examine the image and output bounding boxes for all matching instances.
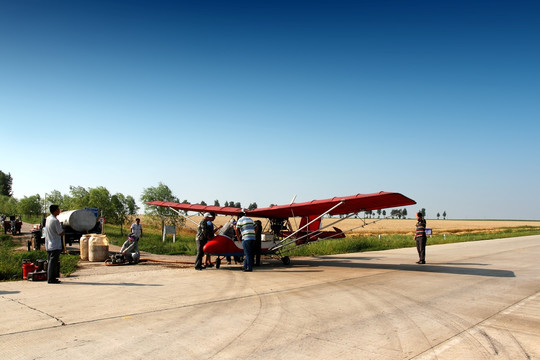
[57,209,97,232]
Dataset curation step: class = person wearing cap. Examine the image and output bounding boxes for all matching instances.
[195,212,213,270]
[235,211,256,272]
[120,233,140,264]
[204,212,219,268]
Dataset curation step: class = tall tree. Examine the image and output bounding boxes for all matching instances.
[18,195,42,217]
[125,195,138,216]
[67,186,90,209]
[0,171,13,197]
[141,183,181,232]
[88,187,113,218]
[443,211,447,220]
[45,190,66,211]
[110,193,139,236]
[0,195,18,215]
[214,200,220,206]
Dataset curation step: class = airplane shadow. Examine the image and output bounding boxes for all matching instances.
[260,257,515,278]
[0,291,21,295]
[61,282,163,287]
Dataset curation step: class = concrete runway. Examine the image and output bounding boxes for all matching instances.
[1,236,539,360]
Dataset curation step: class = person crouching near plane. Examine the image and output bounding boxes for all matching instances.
[414,212,427,264]
[220,218,238,265]
[235,212,256,272]
[195,212,213,270]
[120,233,140,264]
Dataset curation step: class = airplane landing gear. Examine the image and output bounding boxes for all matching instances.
[215,257,221,269]
[281,256,290,265]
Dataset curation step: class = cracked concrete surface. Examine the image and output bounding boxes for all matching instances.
[1,236,539,360]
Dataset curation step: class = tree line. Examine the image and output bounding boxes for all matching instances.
[0,171,255,233]
[1,170,448,232]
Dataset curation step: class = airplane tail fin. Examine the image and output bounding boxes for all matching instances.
[299,215,322,233]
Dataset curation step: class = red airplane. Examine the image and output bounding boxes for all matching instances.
[147,191,416,268]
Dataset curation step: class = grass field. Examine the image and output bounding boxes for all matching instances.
[2,217,539,281]
[0,234,79,281]
[167,216,540,236]
[131,215,540,257]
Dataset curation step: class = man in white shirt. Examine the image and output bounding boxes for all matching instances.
[45,205,64,284]
[130,218,143,239]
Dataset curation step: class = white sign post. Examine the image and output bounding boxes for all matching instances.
[163,225,177,243]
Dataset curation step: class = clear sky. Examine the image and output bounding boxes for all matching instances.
[1,0,539,220]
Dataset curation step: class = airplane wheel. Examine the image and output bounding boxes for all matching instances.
[281,256,290,265]
[216,258,221,269]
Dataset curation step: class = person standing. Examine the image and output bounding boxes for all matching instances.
[414,212,427,264]
[195,213,213,270]
[254,220,262,266]
[45,204,64,284]
[130,218,143,240]
[204,213,218,268]
[235,212,256,272]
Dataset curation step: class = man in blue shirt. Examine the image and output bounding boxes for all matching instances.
[235,212,256,272]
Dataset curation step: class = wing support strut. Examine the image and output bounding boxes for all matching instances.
[277,211,358,248]
[317,216,383,240]
[270,201,344,251]
[166,207,199,232]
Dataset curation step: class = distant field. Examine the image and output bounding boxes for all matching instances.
[142,215,539,236]
[321,218,540,236]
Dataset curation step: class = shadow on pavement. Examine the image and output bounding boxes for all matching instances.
[288,256,516,278]
[62,282,163,287]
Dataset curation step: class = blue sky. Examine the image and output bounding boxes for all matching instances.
[1,0,539,219]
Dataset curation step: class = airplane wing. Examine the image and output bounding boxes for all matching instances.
[147,192,415,218]
[145,201,243,216]
[249,192,415,218]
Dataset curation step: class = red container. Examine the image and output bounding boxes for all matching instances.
[22,262,36,280]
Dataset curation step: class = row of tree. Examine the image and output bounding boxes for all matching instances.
[1,170,449,236]
[199,200,257,210]
[0,171,253,234]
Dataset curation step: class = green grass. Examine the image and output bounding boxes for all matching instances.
[3,224,538,281]
[0,235,79,281]
[285,226,540,256]
[106,224,540,257]
[104,224,197,255]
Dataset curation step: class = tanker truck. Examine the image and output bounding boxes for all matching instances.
[56,209,102,246]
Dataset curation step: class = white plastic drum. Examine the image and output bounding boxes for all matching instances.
[79,234,91,261]
[88,234,109,262]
